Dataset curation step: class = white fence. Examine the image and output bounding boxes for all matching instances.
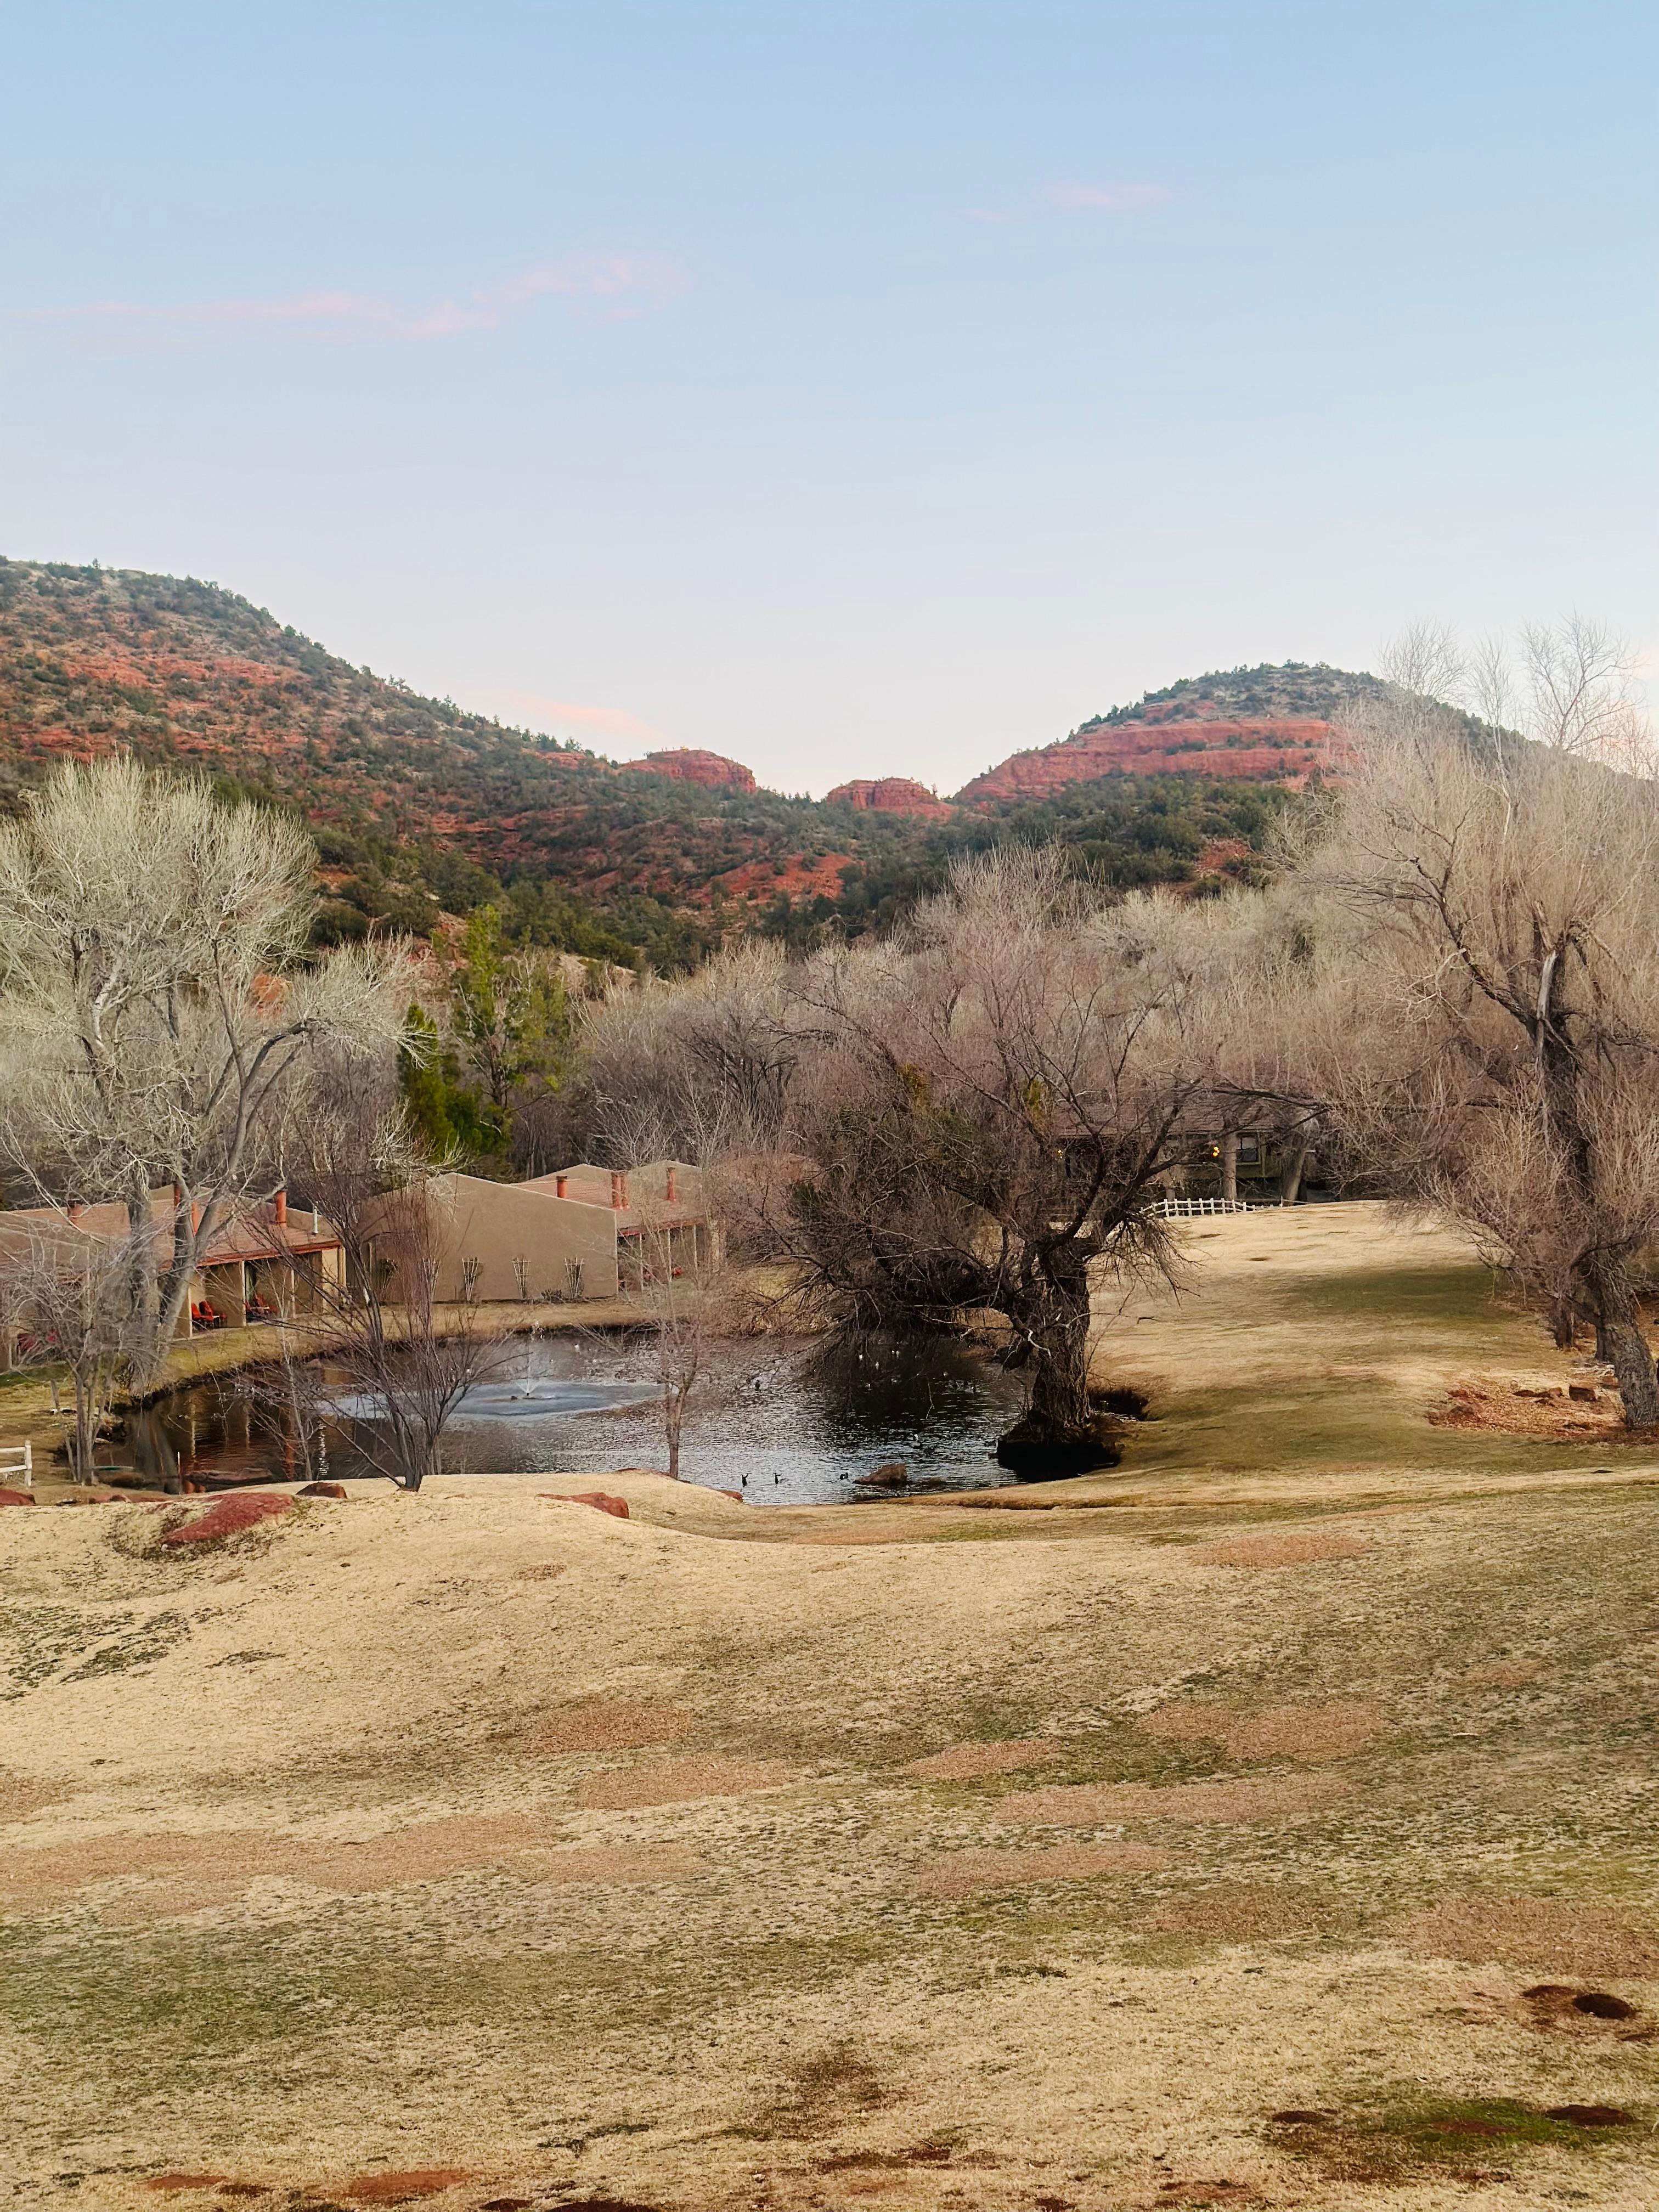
[0,1442,32,1489]
[1156,1197,1276,1218]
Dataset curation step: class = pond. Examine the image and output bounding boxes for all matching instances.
[117,1328,1029,1505]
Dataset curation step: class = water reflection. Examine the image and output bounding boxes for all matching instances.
[120,1329,1023,1504]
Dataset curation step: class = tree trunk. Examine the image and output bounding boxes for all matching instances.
[996,1258,1118,1477]
[1220,1130,1239,1205]
[1584,1264,1659,1426]
[1601,1306,1658,1427]
[1279,1144,1310,1206]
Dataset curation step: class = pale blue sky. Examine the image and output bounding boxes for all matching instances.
[3,2,1654,793]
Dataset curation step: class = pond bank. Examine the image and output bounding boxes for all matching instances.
[0,1293,657,1503]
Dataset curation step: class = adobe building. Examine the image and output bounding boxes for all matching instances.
[422,1160,715,1304]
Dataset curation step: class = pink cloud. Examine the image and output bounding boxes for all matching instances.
[482,689,668,749]
[20,255,689,350]
[1044,182,1171,214]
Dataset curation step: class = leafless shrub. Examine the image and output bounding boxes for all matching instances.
[267,1053,503,1490]
[0,1222,151,1481]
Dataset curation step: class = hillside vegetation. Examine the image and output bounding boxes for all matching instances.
[1,558,1356,964]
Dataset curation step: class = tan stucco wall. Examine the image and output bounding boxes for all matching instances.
[427,1174,620,1302]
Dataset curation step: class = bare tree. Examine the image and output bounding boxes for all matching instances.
[618,1163,735,1482]
[583,943,800,1166]
[0,760,410,1378]
[1297,677,1659,1425]
[1381,613,1649,768]
[275,1055,502,1490]
[756,853,1272,1472]
[0,1222,150,1482]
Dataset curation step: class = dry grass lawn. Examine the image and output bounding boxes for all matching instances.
[3,1204,1658,2210]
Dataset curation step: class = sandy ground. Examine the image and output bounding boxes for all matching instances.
[2,1204,1658,2210]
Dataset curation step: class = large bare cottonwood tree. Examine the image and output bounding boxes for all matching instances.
[0,759,408,1377]
[1300,664,1659,1425]
[754,854,1279,1471]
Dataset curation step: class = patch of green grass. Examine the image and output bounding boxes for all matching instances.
[1120,1374,1614,1480]
[1271,2091,1642,2183]
[1278,1262,1506,1329]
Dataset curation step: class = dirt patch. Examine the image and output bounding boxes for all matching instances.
[161,1492,294,1547]
[1141,1881,1345,1940]
[541,1491,629,1519]
[575,1756,792,1809]
[905,1738,1057,1780]
[1192,1531,1372,1567]
[534,1701,697,1754]
[0,1818,701,1911]
[916,1843,1171,1897]
[0,1770,64,1823]
[1137,1700,1382,1763]
[515,1562,565,1583]
[143,2179,235,2193]
[994,1773,1349,1826]
[1400,1895,1659,1976]
[1464,1659,1542,1688]
[1430,1378,1628,1445]
[1517,1983,1653,2038]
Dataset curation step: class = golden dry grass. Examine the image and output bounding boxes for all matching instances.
[0,1818,702,1913]
[1141,1882,1343,1940]
[1193,1530,1373,1567]
[1465,1658,1544,1688]
[915,1842,1172,1897]
[4,1206,1659,2211]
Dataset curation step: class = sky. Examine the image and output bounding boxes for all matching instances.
[3,1,1655,796]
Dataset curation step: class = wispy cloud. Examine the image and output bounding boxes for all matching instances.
[1044,182,1171,215]
[20,255,689,351]
[482,690,668,749]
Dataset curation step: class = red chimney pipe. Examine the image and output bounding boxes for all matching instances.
[274,1189,287,1226]
[611,1171,628,1210]
[555,1173,568,1199]
[666,1166,678,1202]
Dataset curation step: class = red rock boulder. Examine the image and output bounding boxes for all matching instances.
[540,1491,630,1520]
[0,1487,35,1506]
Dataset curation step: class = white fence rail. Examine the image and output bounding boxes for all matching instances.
[1156,1197,1277,1218]
[0,1442,33,1489]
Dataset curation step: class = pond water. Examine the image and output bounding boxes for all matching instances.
[117,1329,1028,1505]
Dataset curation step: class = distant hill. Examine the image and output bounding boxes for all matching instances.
[958,663,1388,804]
[0,559,1373,964]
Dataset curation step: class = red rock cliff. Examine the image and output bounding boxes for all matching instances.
[956,715,1341,804]
[826,777,952,820]
[623,748,757,792]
